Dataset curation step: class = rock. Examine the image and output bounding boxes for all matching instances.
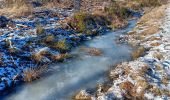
[0,16,9,28]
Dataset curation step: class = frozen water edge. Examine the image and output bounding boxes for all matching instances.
[0,8,89,94]
[86,5,170,100]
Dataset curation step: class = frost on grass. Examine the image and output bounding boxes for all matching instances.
[0,8,87,92]
[78,4,170,100]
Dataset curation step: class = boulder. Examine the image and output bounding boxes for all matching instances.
[0,16,9,28]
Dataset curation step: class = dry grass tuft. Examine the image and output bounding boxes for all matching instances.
[128,31,137,35]
[74,90,91,100]
[124,66,132,75]
[52,40,69,51]
[31,50,49,63]
[0,0,33,18]
[148,36,161,41]
[36,25,45,35]
[132,47,145,59]
[119,81,134,91]
[32,53,44,62]
[44,0,73,9]
[153,52,163,60]
[51,53,71,61]
[161,76,169,86]
[44,35,55,43]
[87,48,102,56]
[149,85,162,96]
[23,65,47,82]
[141,26,159,36]
[150,42,161,47]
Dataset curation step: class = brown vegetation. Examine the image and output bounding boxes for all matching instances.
[138,5,166,25]
[51,53,71,61]
[52,40,69,51]
[23,65,47,82]
[131,47,145,59]
[87,48,102,56]
[31,50,49,63]
[0,0,33,18]
[36,25,45,35]
[74,90,91,100]
[141,26,159,36]
[153,52,164,60]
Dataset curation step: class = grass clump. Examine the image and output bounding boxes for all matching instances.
[132,47,145,59]
[69,12,88,33]
[138,0,162,7]
[31,49,49,63]
[52,40,69,51]
[104,2,130,19]
[23,65,47,82]
[51,53,71,61]
[0,0,33,17]
[36,25,45,35]
[32,52,44,63]
[153,52,164,60]
[104,2,130,28]
[141,26,159,36]
[44,35,55,43]
[87,48,102,56]
[119,81,134,91]
[4,0,27,7]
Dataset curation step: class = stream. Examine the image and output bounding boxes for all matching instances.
[2,19,137,100]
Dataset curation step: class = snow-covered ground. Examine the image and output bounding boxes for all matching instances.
[0,6,111,94]
[0,8,88,93]
[75,4,170,100]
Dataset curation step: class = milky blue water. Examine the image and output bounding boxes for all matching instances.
[2,19,137,100]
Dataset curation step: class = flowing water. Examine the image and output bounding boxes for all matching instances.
[2,19,137,100]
